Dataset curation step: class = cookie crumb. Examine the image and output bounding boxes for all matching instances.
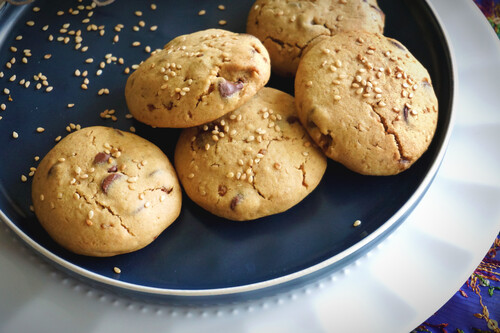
[353,220,362,227]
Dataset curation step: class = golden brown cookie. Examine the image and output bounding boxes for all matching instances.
[174,87,327,221]
[31,126,182,257]
[247,0,385,76]
[295,31,439,175]
[125,29,271,128]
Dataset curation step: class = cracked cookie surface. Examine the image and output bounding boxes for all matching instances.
[174,87,327,221]
[31,126,182,257]
[246,0,385,77]
[294,31,438,175]
[125,29,271,128]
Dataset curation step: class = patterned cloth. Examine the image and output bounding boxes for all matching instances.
[473,0,500,37]
[413,2,500,332]
[415,236,500,333]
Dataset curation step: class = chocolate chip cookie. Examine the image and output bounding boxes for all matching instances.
[246,0,385,76]
[125,29,271,128]
[31,126,182,257]
[295,31,438,175]
[174,87,327,221]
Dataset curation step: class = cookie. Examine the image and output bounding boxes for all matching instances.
[246,0,385,77]
[31,126,182,257]
[125,29,271,128]
[294,31,439,175]
[174,87,327,221]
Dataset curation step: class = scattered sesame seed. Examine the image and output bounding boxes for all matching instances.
[198,9,206,15]
[46,86,53,92]
[36,127,45,133]
[21,175,27,182]
[134,10,143,16]
[0,104,6,111]
[4,88,10,95]
[218,20,227,26]
[26,20,35,27]
[150,25,158,31]
[353,220,362,227]
[218,4,225,10]
[85,58,94,63]
[151,3,157,10]
[12,131,18,139]
[113,267,121,274]
[132,41,141,47]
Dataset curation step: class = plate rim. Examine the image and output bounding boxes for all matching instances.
[0,0,457,299]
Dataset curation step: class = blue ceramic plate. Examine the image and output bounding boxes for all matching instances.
[0,0,454,301]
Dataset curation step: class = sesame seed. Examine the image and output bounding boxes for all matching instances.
[46,86,53,92]
[150,25,158,31]
[151,3,157,10]
[4,88,10,95]
[88,210,94,219]
[113,267,121,274]
[21,175,27,182]
[40,194,44,201]
[135,10,143,16]
[26,20,35,27]
[218,20,227,26]
[0,104,5,111]
[132,41,141,47]
[81,84,88,90]
[74,69,81,76]
[334,95,341,101]
[85,58,93,63]
[198,9,206,15]
[113,35,119,43]
[353,220,361,227]
[15,35,22,40]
